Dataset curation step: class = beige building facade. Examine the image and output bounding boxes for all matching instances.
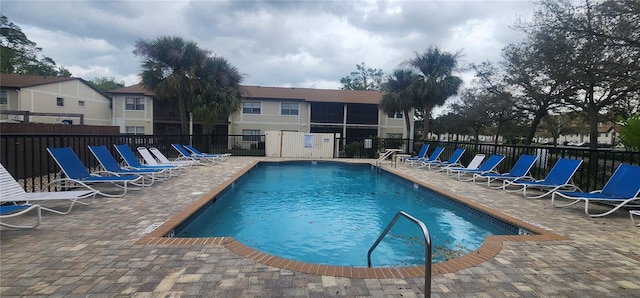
[1,75,411,139]
[108,84,155,135]
[231,85,410,140]
[0,75,111,126]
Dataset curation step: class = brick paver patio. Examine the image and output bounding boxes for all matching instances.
[1,157,638,297]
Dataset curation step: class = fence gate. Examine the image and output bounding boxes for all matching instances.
[265,131,335,158]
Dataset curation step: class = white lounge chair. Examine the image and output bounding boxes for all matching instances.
[0,163,97,214]
[149,147,202,167]
[446,154,505,181]
[441,153,485,174]
[0,204,41,229]
[136,147,188,174]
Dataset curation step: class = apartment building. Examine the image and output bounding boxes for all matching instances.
[1,75,410,139]
[108,84,154,135]
[0,74,111,126]
[234,85,409,139]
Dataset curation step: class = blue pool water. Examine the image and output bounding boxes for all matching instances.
[174,161,518,267]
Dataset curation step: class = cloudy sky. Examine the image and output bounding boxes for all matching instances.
[3,0,537,92]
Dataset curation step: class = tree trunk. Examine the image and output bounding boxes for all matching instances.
[588,106,599,150]
[422,104,433,140]
[473,129,481,144]
[587,85,599,150]
[178,94,189,135]
[494,124,502,145]
[525,111,546,145]
[403,109,412,139]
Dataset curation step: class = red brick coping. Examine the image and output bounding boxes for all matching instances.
[136,160,567,278]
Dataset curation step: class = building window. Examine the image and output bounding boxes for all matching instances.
[388,112,403,119]
[56,97,64,107]
[125,126,145,135]
[78,100,85,107]
[242,129,261,141]
[125,97,144,110]
[242,102,261,114]
[0,90,7,104]
[281,102,299,115]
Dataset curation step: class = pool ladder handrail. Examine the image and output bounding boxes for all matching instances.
[376,149,400,168]
[367,211,432,297]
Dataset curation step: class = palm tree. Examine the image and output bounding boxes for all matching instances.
[407,46,463,139]
[191,56,244,127]
[134,36,208,134]
[380,69,419,138]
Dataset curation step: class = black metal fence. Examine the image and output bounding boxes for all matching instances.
[2,133,639,193]
[0,134,265,192]
[335,137,640,192]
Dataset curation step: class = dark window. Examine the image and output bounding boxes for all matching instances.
[310,102,343,123]
[0,90,7,104]
[346,103,378,125]
[56,97,64,107]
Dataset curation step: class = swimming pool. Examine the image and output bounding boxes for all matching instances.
[172,161,521,267]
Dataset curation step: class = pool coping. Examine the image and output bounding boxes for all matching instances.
[136,160,568,278]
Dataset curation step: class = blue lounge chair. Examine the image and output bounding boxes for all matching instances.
[89,145,166,185]
[171,144,217,164]
[415,147,446,168]
[420,148,465,170]
[551,164,640,217]
[183,144,231,161]
[472,154,538,188]
[0,163,96,215]
[404,144,430,166]
[447,154,506,181]
[113,144,179,177]
[47,147,143,198]
[0,204,41,229]
[503,158,583,198]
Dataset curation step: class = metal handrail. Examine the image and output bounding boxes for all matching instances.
[367,211,431,297]
[376,149,400,168]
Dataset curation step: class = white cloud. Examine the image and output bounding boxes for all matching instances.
[2,0,538,100]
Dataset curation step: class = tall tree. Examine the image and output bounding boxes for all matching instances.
[340,62,384,91]
[485,91,521,145]
[407,46,463,139]
[500,40,573,145]
[520,0,640,149]
[134,36,242,135]
[191,56,244,126]
[89,76,124,93]
[450,89,493,143]
[0,15,70,76]
[469,62,521,144]
[379,69,419,137]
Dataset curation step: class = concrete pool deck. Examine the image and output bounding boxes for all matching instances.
[1,157,639,297]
